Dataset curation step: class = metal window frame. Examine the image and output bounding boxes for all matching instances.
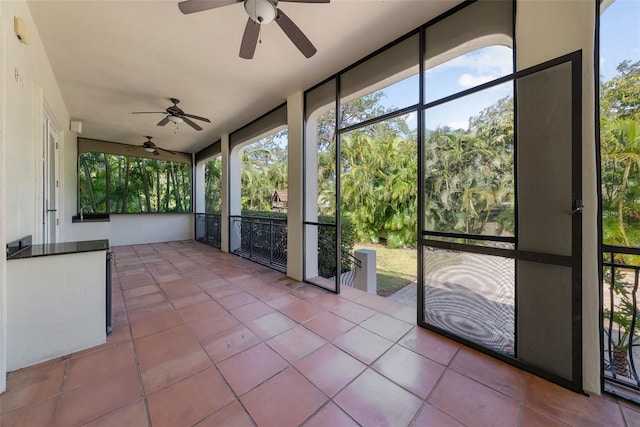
[419,51,584,394]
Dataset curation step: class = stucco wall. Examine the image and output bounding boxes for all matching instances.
[1,0,72,392]
[2,0,72,244]
[0,0,6,394]
[109,214,193,246]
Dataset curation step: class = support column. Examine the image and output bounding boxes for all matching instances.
[287,92,304,280]
[194,160,205,213]
[221,134,234,253]
[304,118,319,280]
[0,8,6,391]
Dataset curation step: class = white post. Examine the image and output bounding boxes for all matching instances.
[221,134,235,253]
[287,92,304,280]
[304,114,319,280]
[194,161,205,213]
[354,249,377,295]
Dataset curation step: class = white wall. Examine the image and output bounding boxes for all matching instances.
[7,250,106,371]
[2,0,72,244]
[516,0,599,394]
[221,134,231,252]
[195,161,206,213]
[61,132,78,242]
[0,0,7,393]
[1,0,72,392]
[70,220,111,242]
[287,92,304,281]
[109,214,193,246]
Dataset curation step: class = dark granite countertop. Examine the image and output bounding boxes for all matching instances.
[8,239,110,260]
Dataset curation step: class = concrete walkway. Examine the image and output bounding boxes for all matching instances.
[387,282,417,307]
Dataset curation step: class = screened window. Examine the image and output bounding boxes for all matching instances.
[239,129,288,213]
[78,152,192,213]
[424,82,514,238]
[340,34,419,128]
[204,156,222,213]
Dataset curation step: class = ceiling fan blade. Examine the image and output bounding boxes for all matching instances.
[157,147,177,155]
[182,116,203,131]
[157,116,170,126]
[239,17,260,59]
[178,0,240,15]
[275,9,317,58]
[153,150,160,156]
[182,113,211,123]
[132,111,165,114]
[279,0,329,3]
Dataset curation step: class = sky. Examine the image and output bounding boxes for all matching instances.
[600,0,640,81]
[373,0,639,132]
[252,0,639,146]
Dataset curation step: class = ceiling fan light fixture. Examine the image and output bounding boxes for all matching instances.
[245,0,277,24]
[167,115,184,124]
[144,147,156,153]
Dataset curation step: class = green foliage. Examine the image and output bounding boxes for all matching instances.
[340,129,418,248]
[601,60,640,121]
[603,263,640,350]
[79,153,191,213]
[314,216,356,278]
[206,61,640,255]
[204,157,222,213]
[424,97,515,237]
[600,60,640,247]
[240,130,288,212]
[239,211,355,278]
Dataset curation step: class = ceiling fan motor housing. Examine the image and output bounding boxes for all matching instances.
[245,0,277,24]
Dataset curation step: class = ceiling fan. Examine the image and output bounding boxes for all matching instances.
[132,98,211,131]
[131,136,176,156]
[178,0,329,59]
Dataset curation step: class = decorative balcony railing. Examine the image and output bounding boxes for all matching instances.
[340,249,361,288]
[603,244,640,398]
[230,215,287,272]
[195,213,222,249]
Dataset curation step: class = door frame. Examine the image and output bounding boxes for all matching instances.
[42,107,60,244]
[418,51,584,393]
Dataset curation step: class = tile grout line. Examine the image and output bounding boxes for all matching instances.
[124,252,154,427]
[51,358,70,426]
[172,254,261,426]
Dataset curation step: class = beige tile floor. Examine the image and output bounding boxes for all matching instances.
[1,240,638,426]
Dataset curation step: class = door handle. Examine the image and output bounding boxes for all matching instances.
[570,200,583,215]
[47,209,57,212]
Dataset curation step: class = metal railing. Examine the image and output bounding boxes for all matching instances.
[230,215,287,272]
[195,213,222,249]
[603,244,640,397]
[340,249,361,288]
[309,222,361,288]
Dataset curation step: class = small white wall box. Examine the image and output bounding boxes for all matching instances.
[14,16,30,45]
[70,120,83,133]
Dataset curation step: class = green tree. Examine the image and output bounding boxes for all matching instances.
[78,153,191,214]
[205,157,222,213]
[601,60,640,247]
[340,126,418,248]
[240,130,288,212]
[423,97,514,238]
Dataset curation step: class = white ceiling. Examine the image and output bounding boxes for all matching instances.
[27,0,461,154]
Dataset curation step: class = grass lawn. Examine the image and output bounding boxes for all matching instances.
[353,243,417,296]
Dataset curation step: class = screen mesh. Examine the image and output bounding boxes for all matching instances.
[423,247,515,355]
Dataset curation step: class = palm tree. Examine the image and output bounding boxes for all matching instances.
[601,118,640,247]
